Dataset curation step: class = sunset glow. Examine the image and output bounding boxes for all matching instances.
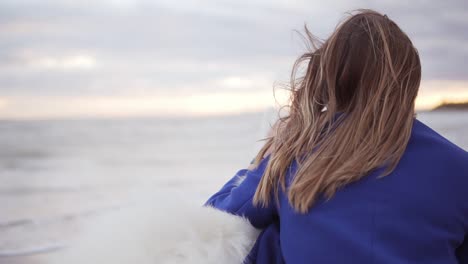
[0,81,466,120]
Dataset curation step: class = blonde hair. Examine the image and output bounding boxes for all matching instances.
[251,9,421,213]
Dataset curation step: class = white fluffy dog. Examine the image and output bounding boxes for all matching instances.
[41,196,260,264]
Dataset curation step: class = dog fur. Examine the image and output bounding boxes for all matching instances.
[41,197,260,264]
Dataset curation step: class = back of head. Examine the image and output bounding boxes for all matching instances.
[252,9,422,213]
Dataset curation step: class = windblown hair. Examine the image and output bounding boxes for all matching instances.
[251,9,421,213]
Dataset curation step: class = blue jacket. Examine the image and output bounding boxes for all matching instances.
[205,118,468,263]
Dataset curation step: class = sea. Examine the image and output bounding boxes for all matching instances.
[0,109,467,264]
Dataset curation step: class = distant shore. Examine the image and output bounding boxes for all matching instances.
[432,102,468,111]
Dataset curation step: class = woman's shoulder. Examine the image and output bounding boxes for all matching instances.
[403,118,468,188]
[411,118,468,163]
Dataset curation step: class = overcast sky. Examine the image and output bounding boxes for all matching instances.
[0,0,467,119]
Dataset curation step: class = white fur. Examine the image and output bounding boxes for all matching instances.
[41,199,260,264]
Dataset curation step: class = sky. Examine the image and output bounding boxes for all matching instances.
[0,0,467,119]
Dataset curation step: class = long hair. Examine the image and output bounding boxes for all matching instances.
[251,9,421,213]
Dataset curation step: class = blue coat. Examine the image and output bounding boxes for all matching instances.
[205,118,468,263]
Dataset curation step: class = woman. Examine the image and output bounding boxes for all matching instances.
[205,9,468,263]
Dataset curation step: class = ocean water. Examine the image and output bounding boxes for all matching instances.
[0,110,466,264]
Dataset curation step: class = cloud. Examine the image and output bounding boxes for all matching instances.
[0,0,466,118]
[26,55,97,70]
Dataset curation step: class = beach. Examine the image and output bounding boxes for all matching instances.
[0,109,466,264]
